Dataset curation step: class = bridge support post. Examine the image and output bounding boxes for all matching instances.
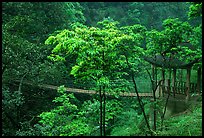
[196,67,201,95]
[161,69,165,97]
[168,69,172,93]
[172,69,176,98]
[186,67,191,98]
[152,65,156,90]
[166,79,170,95]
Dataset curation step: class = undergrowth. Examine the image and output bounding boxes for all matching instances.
[156,99,202,136]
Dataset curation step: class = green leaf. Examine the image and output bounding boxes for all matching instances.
[70,65,80,76]
[45,36,56,45]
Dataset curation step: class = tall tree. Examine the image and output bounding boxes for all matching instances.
[45,20,126,136]
[45,19,152,135]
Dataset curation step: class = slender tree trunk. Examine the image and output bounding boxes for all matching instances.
[103,86,106,136]
[101,51,106,136]
[161,69,165,97]
[99,86,103,136]
[160,91,170,131]
[154,67,157,131]
[146,69,164,132]
[151,65,157,131]
[16,72,28,126]
[160,70,171,131]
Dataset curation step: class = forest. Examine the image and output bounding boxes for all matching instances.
[2,2,202,136]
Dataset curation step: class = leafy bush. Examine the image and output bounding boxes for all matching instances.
[2,87,25,136]
[37,85,92,136]
[110,108,144,136]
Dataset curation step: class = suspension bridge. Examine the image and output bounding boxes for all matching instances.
[11,80,153,97]
[11,78,200,99]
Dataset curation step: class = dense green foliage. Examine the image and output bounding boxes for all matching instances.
[2,2,202,136]
[146,18,202,64]
[80,2,190,29]
[188,2,202,18]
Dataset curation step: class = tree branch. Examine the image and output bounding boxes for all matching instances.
[124,54,152,135]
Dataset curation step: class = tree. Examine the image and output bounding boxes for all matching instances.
[146,18,201,62]
[45,20,128,136]
[188,2,202,18]
[118,24,154,134]
[2,2,85,136]
[45,18,154,135]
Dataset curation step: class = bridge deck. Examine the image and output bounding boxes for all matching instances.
[12,80,153,97]
[37,83,153,97]
[11,80,199,98]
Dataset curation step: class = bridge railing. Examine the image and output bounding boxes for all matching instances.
[157,79,198,96]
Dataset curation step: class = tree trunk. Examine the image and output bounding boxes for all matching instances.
[103,86,106,136]
[161,69,165,96]
[146,68,163,132]
[99,86,103,136]
[161,91,170,131]
[152,65,157,131]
